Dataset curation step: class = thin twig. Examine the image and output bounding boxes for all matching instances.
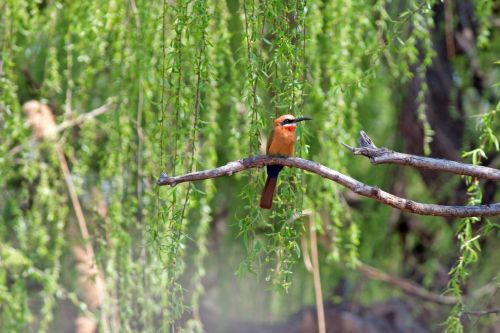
[308,213,326,333]
[301,234,313,272]
[55,144,95,265]
[297,210,325,333]
[358,264,458,305]
[468,282,499,300]
[293,209,326,333]
[462,308,500,316]
[10,102,115,156]
[56,102,115,133]
[157,155,500,217]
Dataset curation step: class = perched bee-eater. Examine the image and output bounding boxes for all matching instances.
[260,114,312,209]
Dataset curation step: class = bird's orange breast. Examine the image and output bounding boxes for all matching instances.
[268,126,296,156]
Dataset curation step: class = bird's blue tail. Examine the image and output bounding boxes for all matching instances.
[260,165,283,209]
[266,165,283,178]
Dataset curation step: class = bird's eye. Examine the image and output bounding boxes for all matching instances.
[282,119,290,125]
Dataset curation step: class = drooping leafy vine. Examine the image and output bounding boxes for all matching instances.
[446,107,499,333]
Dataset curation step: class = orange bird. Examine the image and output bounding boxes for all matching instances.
[260,114,312,209]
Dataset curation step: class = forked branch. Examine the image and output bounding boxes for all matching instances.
[157,132,500,218]
[342,130,500,181]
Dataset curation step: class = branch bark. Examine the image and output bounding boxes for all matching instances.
[157,155,500,217]
[342,131,500,181]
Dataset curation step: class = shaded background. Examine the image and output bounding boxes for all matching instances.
[0,0,499,332]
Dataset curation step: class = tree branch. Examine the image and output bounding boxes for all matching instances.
[9,101,115,156]
[157,155,500,217]
[55,101,115,133]
[358,264,458,305]
[342,131,500,181]
[462,308,500,316]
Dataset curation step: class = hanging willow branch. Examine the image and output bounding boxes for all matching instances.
[157,132,500,218]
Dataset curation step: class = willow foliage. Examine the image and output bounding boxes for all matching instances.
[1,0,498,332]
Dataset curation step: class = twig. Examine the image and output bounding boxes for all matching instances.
[298,210,326,333]
[301,232,313,272]
[308,213,326,333]
[157,155,500,217]
[342,131,500,181]
[468,282,499,300]
[10,102,115,156]
[22,101,109,333]
[358,264,499,308]
[56,143,111,333]
[358,264,458,305]
[55,102,115,133]
[462,308,500,316]
[55,145,96,264]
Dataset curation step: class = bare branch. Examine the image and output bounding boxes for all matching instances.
[343,131,500,181]
[157,156,500,217]
[462,308,500,316]
[9,101,115,156]
[56,101,115,133]
[358,264,458,305]
[358,264,500,308]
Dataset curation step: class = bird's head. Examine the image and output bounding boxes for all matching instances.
[274,114,312,132]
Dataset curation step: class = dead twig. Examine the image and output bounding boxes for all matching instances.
[10,101,115,156]
[55,102,115,133]
[298,210,326,333]
[309,213,326,333]
[358,264,458,305]
[462,308,500,316]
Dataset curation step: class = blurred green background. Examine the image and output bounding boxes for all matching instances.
[0,0,499,332]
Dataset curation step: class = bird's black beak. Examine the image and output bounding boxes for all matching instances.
[293,116,312,123]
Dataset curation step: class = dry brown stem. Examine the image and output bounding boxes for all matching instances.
[23,100,109,333]
[358,264,458,305]
[298,210,326,333]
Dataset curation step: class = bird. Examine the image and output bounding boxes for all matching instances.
[260,114,312,209]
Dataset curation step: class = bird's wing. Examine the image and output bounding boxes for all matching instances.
[266,127,275,154]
